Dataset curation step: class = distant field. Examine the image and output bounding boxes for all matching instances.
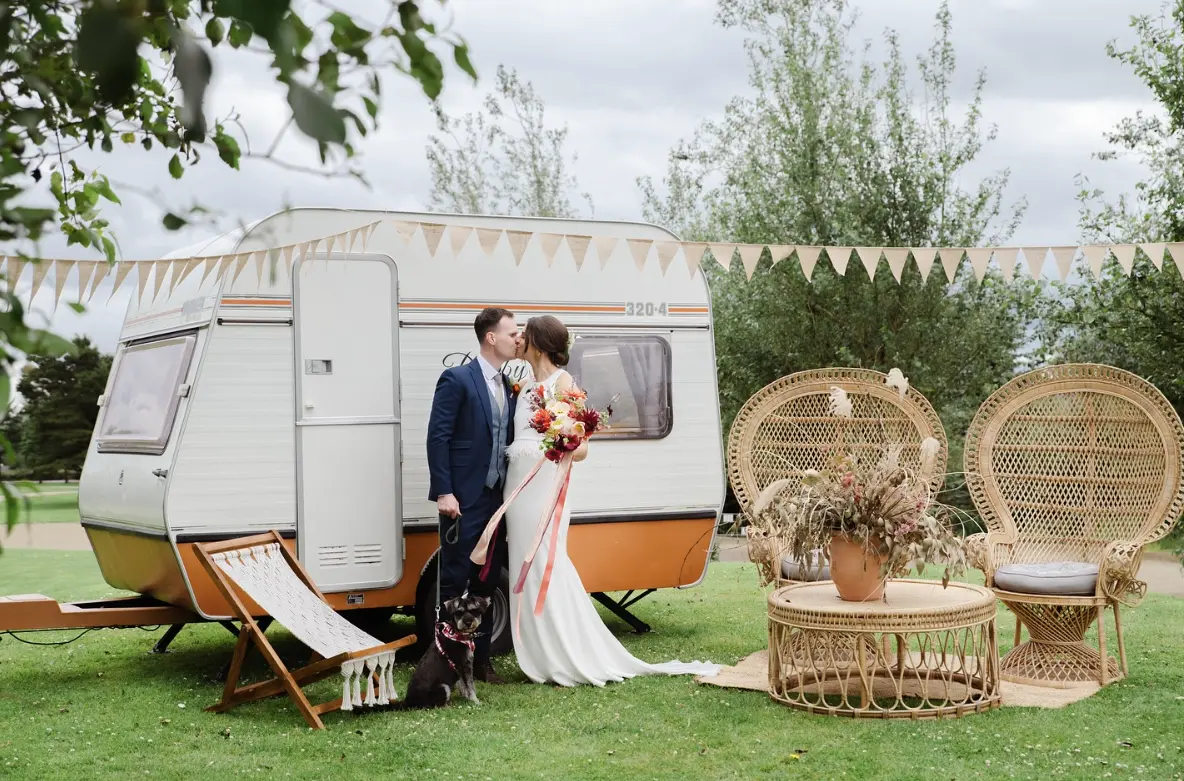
[6,483,80,524]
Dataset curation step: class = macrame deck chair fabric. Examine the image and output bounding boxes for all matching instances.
[964,364,1184,688]
[726,368,949,587]
[195,532,416,729]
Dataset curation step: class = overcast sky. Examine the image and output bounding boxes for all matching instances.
[16,0,1167,353]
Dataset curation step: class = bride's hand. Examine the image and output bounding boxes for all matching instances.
[572,440,589,462]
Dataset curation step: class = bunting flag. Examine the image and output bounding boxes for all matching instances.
[2,215,1182,310]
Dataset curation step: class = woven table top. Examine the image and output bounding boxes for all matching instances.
[768,579,997,631]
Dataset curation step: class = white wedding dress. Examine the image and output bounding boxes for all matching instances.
[503,369,720,686]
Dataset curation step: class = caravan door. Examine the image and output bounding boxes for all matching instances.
[293,253,402,592]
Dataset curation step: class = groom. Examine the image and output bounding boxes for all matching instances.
[426,307,520,684]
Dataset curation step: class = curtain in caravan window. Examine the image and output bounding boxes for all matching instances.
[616,341,666,433]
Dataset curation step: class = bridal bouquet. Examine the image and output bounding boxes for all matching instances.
[527,383,612,462]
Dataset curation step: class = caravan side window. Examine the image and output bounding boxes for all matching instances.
[97,334,197,455]
[568,335,672,440]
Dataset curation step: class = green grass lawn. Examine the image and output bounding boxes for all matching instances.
[15,490,81,524]
[2,553,1184,780]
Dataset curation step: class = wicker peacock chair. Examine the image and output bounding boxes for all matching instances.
[964,364,1184,687]
[727,368,949,588]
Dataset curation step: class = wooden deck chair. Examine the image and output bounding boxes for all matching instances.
[195,531,416,729]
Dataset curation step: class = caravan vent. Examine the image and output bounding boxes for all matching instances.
[317,545,348,568]
[353,543,383,566]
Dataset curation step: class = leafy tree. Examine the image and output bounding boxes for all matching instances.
[426,64,591,217]
[15,337,111,478]
[1046,1,1184,413]
[639,0,1042,518]
[0,0,476,547]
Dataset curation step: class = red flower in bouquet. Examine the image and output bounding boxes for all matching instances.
[527,382,612,462]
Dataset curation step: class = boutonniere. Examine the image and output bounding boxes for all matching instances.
[511,381,521,395]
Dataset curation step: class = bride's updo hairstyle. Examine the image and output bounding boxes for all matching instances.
[522,315,570,367]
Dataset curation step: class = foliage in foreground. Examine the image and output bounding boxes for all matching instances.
[1,554,1183,780]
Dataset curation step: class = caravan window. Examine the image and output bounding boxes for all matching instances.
[97,334,197,455]
[569,335,672,439]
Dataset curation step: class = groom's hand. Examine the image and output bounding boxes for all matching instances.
[438,494,461,519]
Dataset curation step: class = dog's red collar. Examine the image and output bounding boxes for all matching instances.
[435,621,476,674]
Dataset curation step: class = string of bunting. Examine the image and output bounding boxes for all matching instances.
[1,217,1182,310]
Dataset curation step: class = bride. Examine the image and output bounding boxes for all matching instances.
[502,315,719,686]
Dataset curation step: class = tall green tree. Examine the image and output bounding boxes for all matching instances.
[426,64,591,217]
[1,0,476,547]
[639,0,1042,515]
[16,337,111,478]
[1046,1,1184,414]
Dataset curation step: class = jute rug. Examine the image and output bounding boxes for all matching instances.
[696,649,1100,709]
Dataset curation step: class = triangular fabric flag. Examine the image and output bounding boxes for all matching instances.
[280,246,295,279]
[593,236,619,269]
[88,261,110,303]
[4,256,22,294]
[1081,245,1109,278]
[966,248,994,281]
[538,233,563,267]
[109,260,135,300]
[993,247,1018,281]
[230,253,252,286]
[1139,242,1167,270]
[506,230,532,265]
[826,247,852,276]
[52,260,75,309]
[216,254,236,283]
[421,223,447,257]
[175,257,201,289]
[795,246,821,281]
[134,261,152,303]
[938,248,964,282]
[361,221,381,251]
[854,247,881,280]
[767,245,794,265]
[1110,244,1136,274]
[627,239,653,271]
[75,261,97,303]
[655,241,680,275]
[1050,246,1077,281]
[28,259,51,302]
[449,225,473,256]
[564,235,591,270]
[345,227,362,253]
[1166,243,1184,272]
[259,250,277,285]
[393,221,419,244]
[476,228,502,256]
[736,244,764,279]
[151,260,171,302]
[708,244,735,270]
[909,248,936,280]
[199,255,221,286]
[882,248,909,282]
[681,243,707,277]
[1021,247,1047,280]
[323,234,337,258]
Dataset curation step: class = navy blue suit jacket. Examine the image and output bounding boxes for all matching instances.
[426,359,517,511]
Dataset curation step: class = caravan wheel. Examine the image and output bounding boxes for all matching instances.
[415,549,512,657]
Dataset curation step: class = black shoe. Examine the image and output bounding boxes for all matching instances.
[474,660,506,684]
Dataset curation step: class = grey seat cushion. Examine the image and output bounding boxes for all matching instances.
[994,561,1099,596]
[781,550,830,582]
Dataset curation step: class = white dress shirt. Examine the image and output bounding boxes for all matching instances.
[476,354,505,412]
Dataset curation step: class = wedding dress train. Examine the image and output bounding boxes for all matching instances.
[503,369,720,686]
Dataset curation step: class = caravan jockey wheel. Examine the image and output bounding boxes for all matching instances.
[415,549,512,657]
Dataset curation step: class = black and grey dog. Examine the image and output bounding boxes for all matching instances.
[394,593,491,710]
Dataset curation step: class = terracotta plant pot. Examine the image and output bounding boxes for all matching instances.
[828,534,887,601]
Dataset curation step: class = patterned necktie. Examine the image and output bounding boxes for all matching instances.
[492,370,505,412]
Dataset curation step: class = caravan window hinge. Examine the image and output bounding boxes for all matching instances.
[96,394,106,407]
[178,384,191,398]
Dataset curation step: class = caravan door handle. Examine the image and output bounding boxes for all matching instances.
[152,469,168,479]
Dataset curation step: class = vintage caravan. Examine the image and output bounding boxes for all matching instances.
[75,209,725,653]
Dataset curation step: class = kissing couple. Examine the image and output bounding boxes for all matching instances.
[426,307,719,687]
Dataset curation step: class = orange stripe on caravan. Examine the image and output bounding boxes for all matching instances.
[220,298,292,307]
[401,302,624,313]
[668,306,709,314]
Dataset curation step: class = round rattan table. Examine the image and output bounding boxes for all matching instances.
[767,579,1001,719]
